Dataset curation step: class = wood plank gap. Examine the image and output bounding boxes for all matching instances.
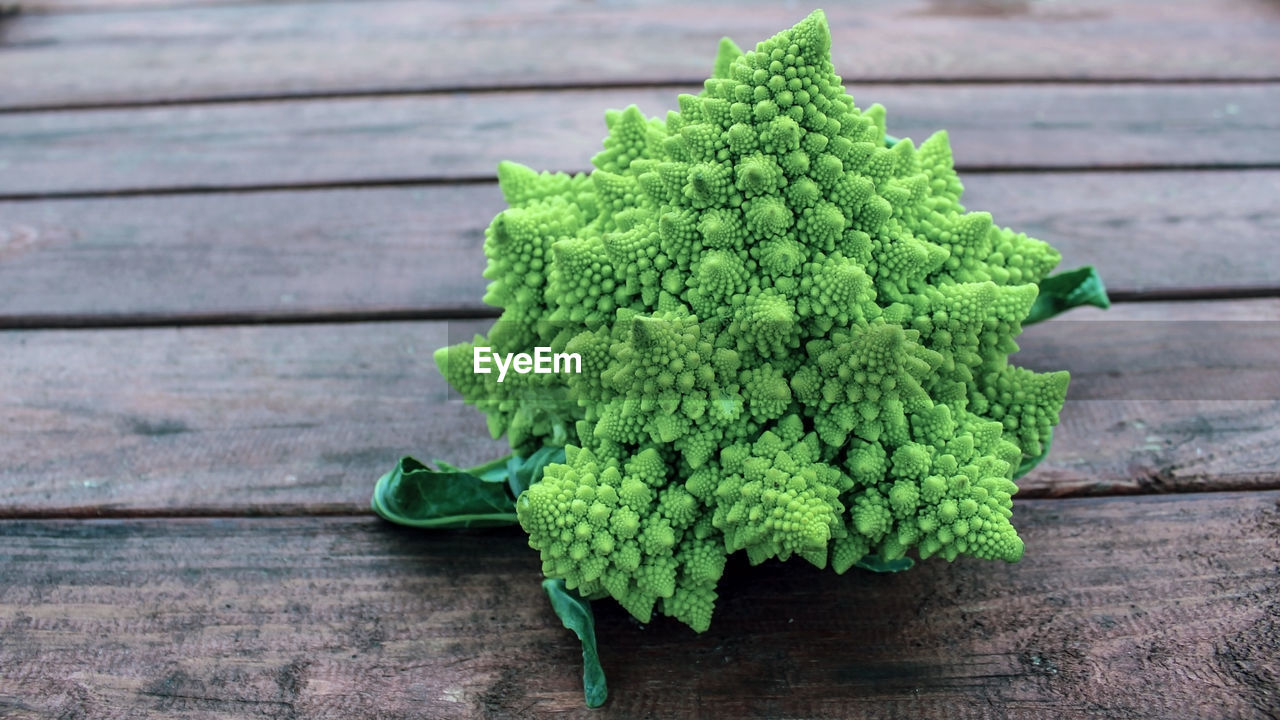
[948,163,1280,175]
[4,477,1280,521]
[1108,287,1280,303]
[0,307,502,331]
[8,288,1280,332]
[4,164,1278,203]
[2,77,1277,116]
[0,175,496,202]
[0,504,370,520]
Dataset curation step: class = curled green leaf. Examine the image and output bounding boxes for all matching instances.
[854,554,915,573]
[370,456,519,528]
[371,448,568,529]
[543,578,608,708]
[509,446,567,498]
[463,454,519,484]
[1025,265,1110,325]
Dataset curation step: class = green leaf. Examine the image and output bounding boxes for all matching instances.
[371,448,568,528]
[463,454,518,484]
[1025,266,1110,325]
[510,446,567,498]
[1013,428,1054,481]
[854,554,915,573]
[884,133,900,147]
[371,456,519,528]
[543,578,608,708]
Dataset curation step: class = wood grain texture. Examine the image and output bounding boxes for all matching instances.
[19,0,290,12]
[2,2,1275,717]
[0,320,498,516]
[3,1,1279,111]
[2,83,1275,197]
[0,184,498,324]
[1,171,1276,325]
[1,301,1276,515]
[1,492,1277,718]
[1019,300,1280,496]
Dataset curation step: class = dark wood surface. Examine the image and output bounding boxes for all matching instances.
[3,172,1278,326]
[1,301,1278,517]
[5,83,1275,197]
[5,0,1280,111]
[1,493,1277,718]
[1,1,1278,716]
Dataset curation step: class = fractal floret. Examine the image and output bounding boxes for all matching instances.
[436,10,1069,632]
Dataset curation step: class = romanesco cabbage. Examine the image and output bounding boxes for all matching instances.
[436,9,1069,633]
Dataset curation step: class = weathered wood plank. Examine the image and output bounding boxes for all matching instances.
[2,1,1278,111]
[1017,300,1280,496]
[1,492,1277,718]
[1,301,1277,515]
[0,320,499,515]
[965,170,1280,298]
[19,0,287,11]
[1,171,1275,325]
[0,184,498,324]
[2,84,1275,197]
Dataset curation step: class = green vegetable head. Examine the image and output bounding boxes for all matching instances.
[437,10,1074,632]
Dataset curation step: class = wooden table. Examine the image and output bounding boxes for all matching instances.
[2,1,1278,717]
